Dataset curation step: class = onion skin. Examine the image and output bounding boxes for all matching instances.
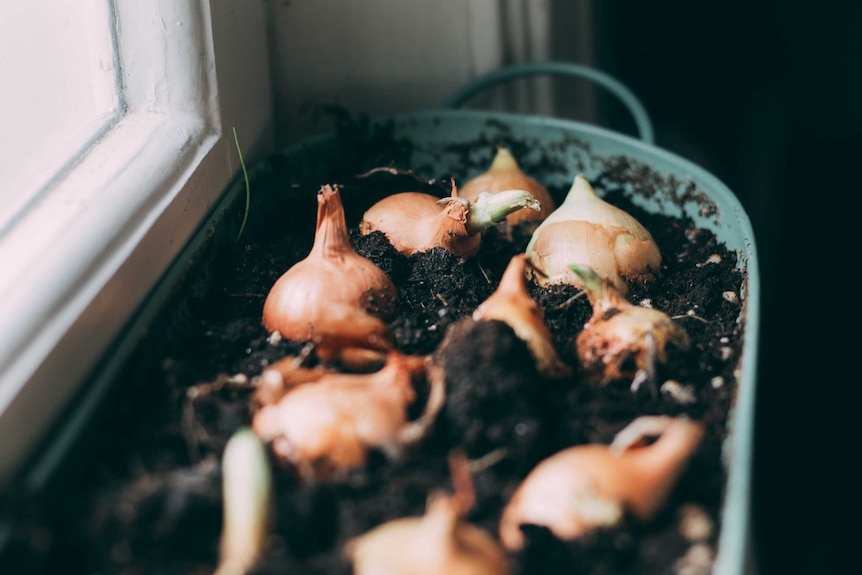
[472,254,570,378]
[459,147,556,226]
[347,494,508,575]
[251,352,442,477]
[361,191,479,257]
[360,186,540,258]
[254,355,334,406]
[347,453,508,575]
[499,416,704,551]
[570,264,690,382]
[526,174,661,295]
[262,185,398,350]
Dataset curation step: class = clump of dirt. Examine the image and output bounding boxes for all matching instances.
[1,115,745,575]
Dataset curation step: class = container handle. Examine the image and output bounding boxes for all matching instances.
[444,62,655,145]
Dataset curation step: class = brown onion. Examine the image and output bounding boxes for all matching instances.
[499,416,704,550]
[526,174,661,295]
[569,264,690,383]
[346,452,508,575]
[459,147,556,226]
[251,351,444,477]
[253,354,333,406]
[472,254,570,378]
[360,183,540,258]
[262,185,398,352]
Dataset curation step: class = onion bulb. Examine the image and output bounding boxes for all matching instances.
[472,254,570,378]
[499,415,704,550]
[262,185,398,352]
[458,147,556,226]
[251,351,445,477]
[526,174,661,295]
[346,451,508,575]
[360,182,540,258]
[569,264,690,383]
[253,354,334,406]
[215,427,272,575]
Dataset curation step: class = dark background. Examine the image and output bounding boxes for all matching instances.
[553,1,857,573]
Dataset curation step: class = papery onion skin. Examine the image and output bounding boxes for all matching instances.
[472,254,570,378]
[262,185,398,348]
[570,264,690,382]
[348,494,508,575]
[526,174,661,295]
[459,147,556,226]
[254,356,333,407]
[360,186,540,258]
[499,416,704,551]
[251,352,438,476]
[361,191,479,257]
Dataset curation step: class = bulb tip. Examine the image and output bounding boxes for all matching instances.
[491,146,519,170]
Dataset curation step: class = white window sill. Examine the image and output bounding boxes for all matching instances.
[0,111,210,470]
[0,0,273,488]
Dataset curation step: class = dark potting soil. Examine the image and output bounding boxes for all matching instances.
[1,116,746,575]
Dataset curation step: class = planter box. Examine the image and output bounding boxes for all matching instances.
[6,107,759,575]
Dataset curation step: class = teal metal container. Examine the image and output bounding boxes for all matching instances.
[13,63,759,574]
[276,108,760,575]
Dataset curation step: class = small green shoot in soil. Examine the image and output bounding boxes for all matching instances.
[234,126,251,241]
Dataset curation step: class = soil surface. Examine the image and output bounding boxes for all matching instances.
[1,115,746,575]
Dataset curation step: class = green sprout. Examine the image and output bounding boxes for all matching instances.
[233,126,251,241]
[215,427,272,575]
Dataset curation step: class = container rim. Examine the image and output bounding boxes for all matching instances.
[10,107,761,575]
[285,107,761,575]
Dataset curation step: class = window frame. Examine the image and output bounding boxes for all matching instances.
[0,0,273,487]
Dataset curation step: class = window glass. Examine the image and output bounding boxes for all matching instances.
[0,0,119,232]
[0,0,273,488]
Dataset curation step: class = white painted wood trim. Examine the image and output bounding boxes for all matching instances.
[0,0,273,486]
